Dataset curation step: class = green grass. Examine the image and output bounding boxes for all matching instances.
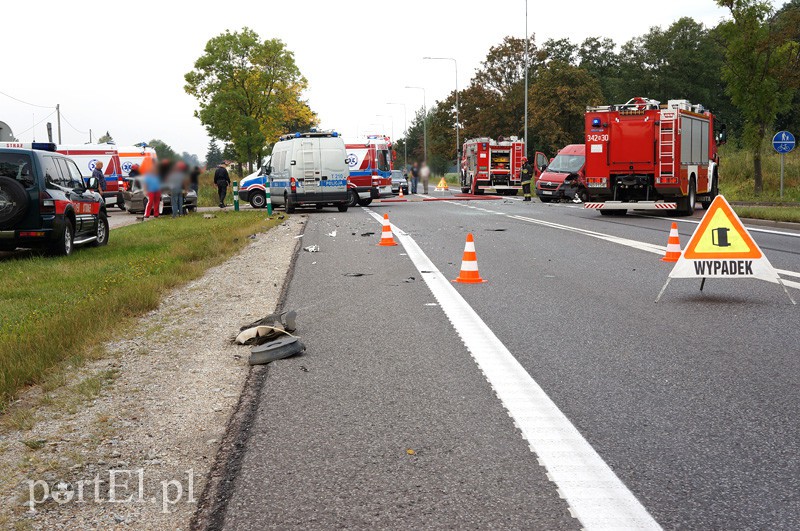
[0,211,280,407]
[719,145,800,203]
[198,169,247,207]
[732,206,800,223]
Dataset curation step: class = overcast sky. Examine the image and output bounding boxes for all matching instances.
[0,0,772,159]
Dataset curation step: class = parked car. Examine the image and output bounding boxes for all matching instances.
[0,142,109,255]
[122,177,197,215]
[242,130,350,213]
[535,144,587,203]
[390,169,408,195]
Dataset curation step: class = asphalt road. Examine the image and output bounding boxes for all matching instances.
[220,197,800,530]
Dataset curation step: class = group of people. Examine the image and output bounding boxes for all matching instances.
[406,162,431,194]
[128,159,202,219]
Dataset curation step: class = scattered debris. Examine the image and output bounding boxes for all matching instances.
[299,365,309,372]
[424,303,438,307]
[304,245,320,252]
[203,214,216,219]
[361,232,375,237]
[248,234,257,239]
[403,277,416,283]
[327,230,337,238]
[406,449,416,455]
[486,228,507,232]
[344,273,372,277]
[249,336,306,366]
[240,310,297,333]
[278,214,285,219]
[294,235,304,239]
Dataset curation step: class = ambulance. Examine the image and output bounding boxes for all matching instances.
[344,135,393,207]
[117,145,158,177]
[56,143,124,208]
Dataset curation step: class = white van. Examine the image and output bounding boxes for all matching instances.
[263,131,350,213]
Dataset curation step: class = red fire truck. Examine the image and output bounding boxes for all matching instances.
[460,137,547,195]
[583,98,721,216]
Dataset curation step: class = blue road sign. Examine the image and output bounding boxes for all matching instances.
[773,131,795,153]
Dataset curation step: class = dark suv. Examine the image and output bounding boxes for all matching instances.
[0,142,109,256]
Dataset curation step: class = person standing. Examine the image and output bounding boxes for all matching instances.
[214,162,231,208]
[168,161,188,217]
[189,166,201,193]
[142,164,161,219]
[91,161,106,193]
[410,162,419,194]
[520,157,535,202]
[420,162,431,195]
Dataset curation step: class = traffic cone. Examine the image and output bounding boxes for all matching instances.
[661,222,682,262]
[378,213,398,247]
[452,233,487,284]
[398,186,404,198]
[435,178,449,191]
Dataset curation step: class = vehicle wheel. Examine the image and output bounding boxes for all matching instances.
[701,172,718,210]
[50,218,74,256]
[461,187,470,194]
[539,197,552,203]
[187,206,196,213]
[347,189,359,208]
[678,178,697,216]
[285,193,296,214]
[0,176,30,229]
[249,191,266,209]
[578,189,589,203]
[599,209,627,216]
[337,203,349,212]
[315,204,324,211]
[91,212,109,247]
[117,194,126,211]
[357,198,372,206]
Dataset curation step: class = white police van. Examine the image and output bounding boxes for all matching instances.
[240,131,350,213]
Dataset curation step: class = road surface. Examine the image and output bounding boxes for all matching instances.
[216,197,800,529]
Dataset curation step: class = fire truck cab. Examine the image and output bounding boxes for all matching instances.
[583,98,720,216]
[461,137,546,196]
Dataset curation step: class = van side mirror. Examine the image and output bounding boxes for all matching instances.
[264,166,272,176]
[87,177,98,190]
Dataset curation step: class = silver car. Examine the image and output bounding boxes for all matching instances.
[390,170,408,195]
[122,177,198,215]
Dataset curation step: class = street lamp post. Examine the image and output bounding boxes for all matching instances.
[423,56,459,168]
[524,0,529,158]
[405,86,427,164]
[386,102,407,169]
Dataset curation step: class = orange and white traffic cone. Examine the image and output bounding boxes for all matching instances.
[398,186,404,198]
[661,222,682,262]
[378,213,398,247]
[452,233,487,284]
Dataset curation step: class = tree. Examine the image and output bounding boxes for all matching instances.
[528,63,604,154]
[539,38,578,65]
[185,28,318,172]
[181,152,201,168]
[578,37,621,101]
[97,131,113,144]
[149,139,178,161]
[716,0,800,193]
[205,139,223,168]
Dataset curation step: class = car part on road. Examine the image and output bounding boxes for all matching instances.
[360,232,375,237]
[248,335,305,365]
[304,245,319,252]
[240,310,297,333]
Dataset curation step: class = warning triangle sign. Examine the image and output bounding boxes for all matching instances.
[683,197,761,259]
[668,195,777,281]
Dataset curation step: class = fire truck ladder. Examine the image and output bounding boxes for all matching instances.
[658,118,676,180]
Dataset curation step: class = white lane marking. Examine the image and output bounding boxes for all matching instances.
[445,201,800,290]
[364,208,661,530]
[629,213,800,238]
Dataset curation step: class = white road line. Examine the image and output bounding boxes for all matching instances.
[364,207,661,530]
[628,213,800,238]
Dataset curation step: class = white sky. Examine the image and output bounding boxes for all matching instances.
[1,0,753,158]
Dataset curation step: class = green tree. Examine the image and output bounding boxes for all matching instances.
[149,139,178,161]
[97,131,113,144]
[578,37,622,101]
[716,0,800,193]
[539,38,578,65]
[528,62,604,154]
[205,139,223,168]
[184,28,318,172]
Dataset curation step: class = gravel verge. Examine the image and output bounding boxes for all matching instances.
[0,216,304,530]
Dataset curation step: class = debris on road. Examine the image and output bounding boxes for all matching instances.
[249,336,306,366]
[304,245,320,252]
[327,230,337,238]
[344,273,372,277]
[403,277,416,283]
[361,232,375,237]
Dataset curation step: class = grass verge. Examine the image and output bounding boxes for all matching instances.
[733,206,800,224]
[0,211,280,407]
[719,145,800,203]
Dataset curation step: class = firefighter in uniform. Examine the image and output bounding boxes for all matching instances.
[520,157,535,201]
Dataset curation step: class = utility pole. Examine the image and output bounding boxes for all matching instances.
[89,129,92,143]
[386,102,408,169]
[423,57,459,169]
[524,0,529,158]
[405,86,427,164]
[56,104,62,144]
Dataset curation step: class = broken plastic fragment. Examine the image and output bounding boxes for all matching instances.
[304,245,320,252]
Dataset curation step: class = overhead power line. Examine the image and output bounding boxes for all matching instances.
[0,90,54,109]
[59,112,89,135]
[15,111,57,137]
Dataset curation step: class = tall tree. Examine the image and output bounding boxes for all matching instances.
[148,139,178,161]
[716,0,800,193]
[578,37,621,101]
[205,139,223,168]
[185,28,318,172]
